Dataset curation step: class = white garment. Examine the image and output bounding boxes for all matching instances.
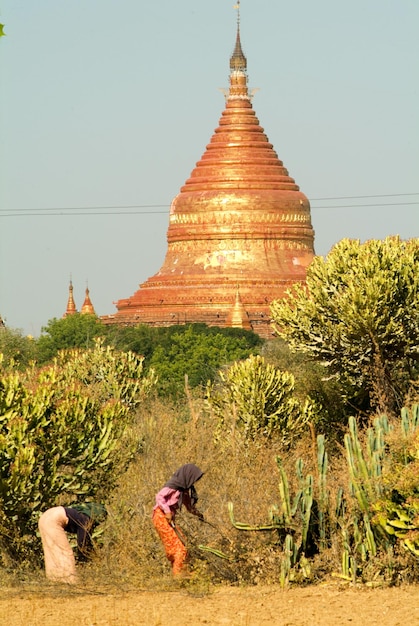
[38,506,78,584]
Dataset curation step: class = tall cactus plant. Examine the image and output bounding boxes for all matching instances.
[343,407,419,576]
[228,405,419,585]
[344,415,388,515]
[228,434,330,586]
[372,405,419,558]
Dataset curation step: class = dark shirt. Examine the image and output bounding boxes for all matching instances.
[64,507,93,558]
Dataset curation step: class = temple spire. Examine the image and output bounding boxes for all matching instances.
[229,1,248,99]
[80,284,96,315]
[63,278,77,317]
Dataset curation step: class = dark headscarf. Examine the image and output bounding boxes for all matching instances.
[164,463,204,508]
[164,463,203,491]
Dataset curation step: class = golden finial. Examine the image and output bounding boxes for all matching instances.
[233,1,241,30]
[230,0,246,72]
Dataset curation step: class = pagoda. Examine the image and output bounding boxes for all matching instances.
[80,286,96,315]
[63,281,96,317]
[104,6,315,339]
[63,279,77,317]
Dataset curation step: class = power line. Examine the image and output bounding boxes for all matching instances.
[0,210,167,217]
[313,201,418,209]
[0,193,418,217]
[0,204,168,213]
[311,192,419,201]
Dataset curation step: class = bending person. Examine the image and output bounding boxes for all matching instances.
[38,502,106,584]
[152,463,204,577]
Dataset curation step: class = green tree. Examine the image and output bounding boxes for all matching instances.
[0,327,38,370]
[36,313,106,363]
[148,324,263,398]
[105,324,157,361]
[0,340,157,561]
[270,237,419,416]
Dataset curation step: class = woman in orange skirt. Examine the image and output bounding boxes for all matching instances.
[152,463,204,576]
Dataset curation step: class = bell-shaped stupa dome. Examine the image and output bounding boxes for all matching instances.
[105,6,315,338]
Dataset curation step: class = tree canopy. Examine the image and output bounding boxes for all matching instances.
[36,314,106,363]
[147,324,263,398]
[0,327,37,370]
[270,237,419,415]
[7,319,263,400]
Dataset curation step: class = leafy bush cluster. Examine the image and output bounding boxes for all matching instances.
[0,341,156,562]
[205,354,318,445]
[271,237,419,416]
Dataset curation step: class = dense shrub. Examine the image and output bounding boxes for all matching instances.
[96,399,419,588]
[261,338,350,435]
[0,340,157,562]
[205,354,318,445]
[1,378,419,587]
[270,237,419,416]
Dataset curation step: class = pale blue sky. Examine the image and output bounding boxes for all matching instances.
[1,1,418,336]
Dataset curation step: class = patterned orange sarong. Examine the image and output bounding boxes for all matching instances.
[152,507,188,575]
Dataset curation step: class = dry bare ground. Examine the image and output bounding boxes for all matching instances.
[1,582,418,626]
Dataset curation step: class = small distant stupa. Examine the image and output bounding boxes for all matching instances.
[63,281,96,317]
[63,279,77,317]
[103,3,315,338]
[80,286,96,315]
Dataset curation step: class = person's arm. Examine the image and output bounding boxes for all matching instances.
[65,508,93,559]
[183,492,204,520]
